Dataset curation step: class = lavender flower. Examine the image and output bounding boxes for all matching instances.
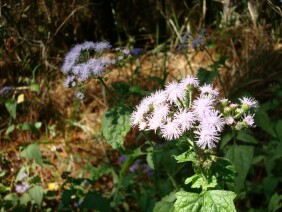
[0,86,13,96]
[191,33,205,49]
[15,181,29,194]
[75,92,84,100]
[94,41,111,52]
[18,172,28,181]
[131,75,258,149]
[239,97,259,110]
[161,118,182,141]
[165,81,186,104]
[130,48,143,56]
[195,124,220,149]
[243,114,255,127]
[62,41,113,85]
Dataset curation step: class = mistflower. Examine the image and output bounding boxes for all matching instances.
[201,109,224,132]
[148,104,169,132]
[15,181,29,194]
[191,34,205,49]
[18,172,28,181]
[195,125,220,149]
[239,97,259,110]
[75,92,84,100]
[150,90,167,106]
[192,96,215,118]
[174,109,195,131]
[0,86,13,96]
[225,116,234,125]
[94,41,111,52]
[160,118,182,140]
[199,84,219,97]
[165,81,186,104]
[180,75,199,88]
[243,114,255,127]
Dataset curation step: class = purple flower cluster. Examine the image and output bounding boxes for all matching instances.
[61,41,114,88]
[15,172,29,194]
[131,75,258,149]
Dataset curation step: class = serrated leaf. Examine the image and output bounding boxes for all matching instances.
[28,185,44,206]
[226,145,254,192]
[20,143,43,166]
[4,193,19,202]
[153,192,175,212]
[174,190,236,212]
[101,106,132,149]
[185,174,217,190]
[174,150,197,163]
[5,99,17,119]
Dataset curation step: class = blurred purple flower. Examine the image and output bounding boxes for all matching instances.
[0,86,13,96]
[130,48,144,56]
[119,155,128,163]
[15,181,29,194]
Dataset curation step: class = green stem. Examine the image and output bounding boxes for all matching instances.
[98,77,118,104]
[141,131,156,150]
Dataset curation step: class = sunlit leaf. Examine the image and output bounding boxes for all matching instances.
[101,106,132,149]
[174,190,236,212]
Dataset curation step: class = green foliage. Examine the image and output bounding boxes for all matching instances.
[153,192,175,212]
[174,190,236,212]
[20,143,43,166]
[226,145,254,192]
[101,106,132,149]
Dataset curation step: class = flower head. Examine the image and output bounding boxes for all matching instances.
[174,109,195,131]
[160,118,182,140]
[239,97,259,110]
[195,124,220,149]
[15,181,29,194]
[165,81,186,104]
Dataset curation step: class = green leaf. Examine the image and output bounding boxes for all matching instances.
[236,131,257,144]
[101,106,132,149]
[146,152,155,169]
[254,109,275,137]
[5,99,17,119]
[4,193,19,202]
[20,193,31,205]
[20,143,43,166]
[210,157,236,189]
[80,192,112,211]
[174,190,236,212]
[5,124,15,135]
[226,145,254,192]
[263,177,279,199]
[274,120,282,142]
[197,68,218,85]
[174,149,197,163]
[29,83,40,92]
[112,82,130,96]
[220,132,234,148]
[153,192,175,212]
[185,174,217,190]
[268,193,282,212]
[28,185,44,206]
